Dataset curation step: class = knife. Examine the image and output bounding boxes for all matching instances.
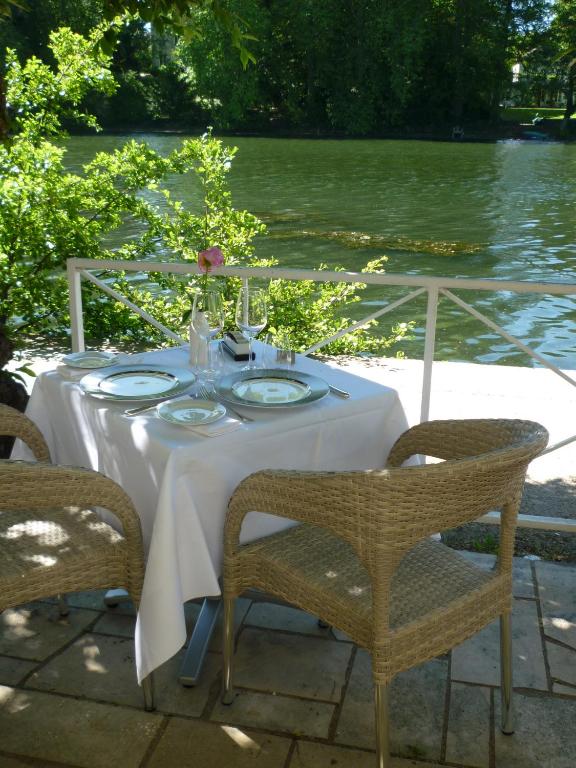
[329,384,350,399]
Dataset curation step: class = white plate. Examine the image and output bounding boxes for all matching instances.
[62,351,119,369]
[231,377,310,404]
[157,398,226,426]
[214,369,329,409]
[80,364,196,401]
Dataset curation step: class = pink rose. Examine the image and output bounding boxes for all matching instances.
[198,246,224,272]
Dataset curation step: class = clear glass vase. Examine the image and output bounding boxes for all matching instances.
[190,290,224,380]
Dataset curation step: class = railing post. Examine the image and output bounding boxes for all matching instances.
[420,286,439,423]
[67,259,85,353]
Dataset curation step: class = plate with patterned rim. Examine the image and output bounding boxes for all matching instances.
[80,364,196,401]
[213,368,329,408]
[157,398,226,427]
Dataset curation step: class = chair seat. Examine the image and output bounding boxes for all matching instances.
[236,523,496,642]
[0,506,127,608]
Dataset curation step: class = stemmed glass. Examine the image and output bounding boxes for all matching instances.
[235,286,268,370]
[191,289,225,380]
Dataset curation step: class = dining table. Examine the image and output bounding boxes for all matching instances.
[13,343,409,685]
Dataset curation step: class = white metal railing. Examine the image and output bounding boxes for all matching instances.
[66,257,576,534]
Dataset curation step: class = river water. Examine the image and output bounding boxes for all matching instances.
[66,135,576,367]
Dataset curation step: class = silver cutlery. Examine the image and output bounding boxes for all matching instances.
[329,384,350,399]
[198,384,254,423]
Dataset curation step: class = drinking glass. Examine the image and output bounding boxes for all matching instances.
[191,290,225,380]
[235,286,268,370]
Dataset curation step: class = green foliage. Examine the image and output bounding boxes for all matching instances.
[471,533,500,555]
[2,0,570,133]
[501,106,565,122]
[265,258,412,356]
[0,23,410,370]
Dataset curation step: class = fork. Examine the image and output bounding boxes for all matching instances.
[198,383,254,423]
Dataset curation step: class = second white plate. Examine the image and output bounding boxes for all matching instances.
[157,398,226,427]
[62,351,119,369]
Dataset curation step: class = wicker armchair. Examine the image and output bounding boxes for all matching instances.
[0,404,154,710]
[221,418,548,768]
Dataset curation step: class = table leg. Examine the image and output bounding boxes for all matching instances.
[104,588,131,607]
[179,597,222,687]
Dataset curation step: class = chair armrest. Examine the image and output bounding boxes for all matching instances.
[225,468,382,560]
[0,460,143,545]
[0,404,50,462]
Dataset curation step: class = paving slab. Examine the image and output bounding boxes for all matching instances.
[92,611,136,638]
[0,655,38,686]
[289,741,442,767]
[0,755,50,767]
[336,649,447,762]
[0,684,160,768]
[27,633,142,706]
[148,718,291,768]
[494,692,576,767]
[245,602,330,637]
[451,598,547,689]
[43,589,123,612]
[0,604,97,661]
[535,561,576,649]
[546,641,576,687]
[28,633,221,717]
[233,627,352,702]
[212,689,335,739]
[445,683,490,767]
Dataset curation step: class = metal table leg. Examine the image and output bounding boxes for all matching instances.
[179,597,222,686]
[104,588,131,607]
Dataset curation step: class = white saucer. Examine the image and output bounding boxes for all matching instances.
[157,398,226,427]
[62,351,119,369]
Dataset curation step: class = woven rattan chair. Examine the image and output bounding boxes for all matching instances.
[0,403,154,710]
[221,418,548,768]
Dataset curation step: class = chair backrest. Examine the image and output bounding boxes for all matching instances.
[360,418,548,557]
[0,404,50,462]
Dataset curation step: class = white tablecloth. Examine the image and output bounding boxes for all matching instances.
[16,346,408,681]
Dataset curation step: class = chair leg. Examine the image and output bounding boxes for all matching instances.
[57,594,69,617]
[374,683,391,768]
[500,612,514,734]
[142,673,155,711]
[221,595,235,705]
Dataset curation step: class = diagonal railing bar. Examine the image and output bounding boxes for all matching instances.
[81,269,186,345]
[303,287,426,356]
[441,288,576,388]
[441,288,576,456]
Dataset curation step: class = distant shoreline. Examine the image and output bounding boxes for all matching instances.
[69,121,576,143]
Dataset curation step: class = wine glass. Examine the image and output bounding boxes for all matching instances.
[191,290,225,380]
[235,286,268,370]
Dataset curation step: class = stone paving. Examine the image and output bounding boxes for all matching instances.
[0,553,575,768]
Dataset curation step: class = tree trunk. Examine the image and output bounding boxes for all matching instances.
[562,65,575,126]
[0,74,9,142]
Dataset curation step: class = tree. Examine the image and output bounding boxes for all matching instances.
[0,24,261,413]
[550,0,576,123]
[0,0,254,64]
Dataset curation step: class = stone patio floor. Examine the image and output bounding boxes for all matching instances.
[0,552,575,768]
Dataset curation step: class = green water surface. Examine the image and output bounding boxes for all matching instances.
[66,135,576,367]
